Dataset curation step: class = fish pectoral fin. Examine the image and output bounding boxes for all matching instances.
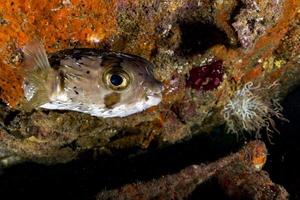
[21,87,49,110]
[23,40,51,71]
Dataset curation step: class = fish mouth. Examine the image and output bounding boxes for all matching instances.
[148,92,162,100]
[146,83,162,97]
[146,87,162,106]
[146,94,162,107]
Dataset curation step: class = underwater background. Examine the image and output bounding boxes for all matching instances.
[0,0,299,199]
[0,85,299,199]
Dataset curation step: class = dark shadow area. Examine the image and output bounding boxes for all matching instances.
[264,86,300,200]
[0,126,242,200]
[177,22,230,56]
[229,0,244,25]
[189,177,230,200]
[0,86,300,199]
[3,110,20,126]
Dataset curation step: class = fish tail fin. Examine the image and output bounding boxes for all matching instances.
[21,41,53,109]
[23,40,51,71]
[21,71,51,110]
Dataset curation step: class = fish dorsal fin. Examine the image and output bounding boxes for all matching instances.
[23,40,51,70]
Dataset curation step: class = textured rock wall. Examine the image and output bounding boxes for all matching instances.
[0,0,299,163]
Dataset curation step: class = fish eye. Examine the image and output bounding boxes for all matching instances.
[103,68,130,90]
[110,74,123,86]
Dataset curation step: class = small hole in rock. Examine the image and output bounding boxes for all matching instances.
[177,22,230,56]
[4,110,20,126]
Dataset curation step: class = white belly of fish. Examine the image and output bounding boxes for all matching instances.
[40,95,161,118]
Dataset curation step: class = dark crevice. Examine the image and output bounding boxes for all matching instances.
[189,177,230,200]
[0,99,7,108]
[177,22,230,56]
[229,0,245,48]
[229,0,244,24]
[109,127,141,142]
[60,140,78,151]
[170,104,188,124]
[3,110,20,126]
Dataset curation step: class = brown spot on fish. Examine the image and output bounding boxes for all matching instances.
[59,70,65,91]
[104,92,121,108]
[101,56,122,68]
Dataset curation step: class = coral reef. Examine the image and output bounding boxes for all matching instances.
[0,0,298,170]
[0,0,299,198]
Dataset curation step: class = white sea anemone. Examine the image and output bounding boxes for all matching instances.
[222,82,286,135]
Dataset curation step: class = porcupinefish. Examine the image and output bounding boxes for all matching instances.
[22,41,162,118]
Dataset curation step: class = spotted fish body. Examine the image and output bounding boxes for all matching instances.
[22,42,162,118]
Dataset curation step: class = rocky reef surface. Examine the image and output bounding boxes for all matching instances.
[0,0,299,198]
